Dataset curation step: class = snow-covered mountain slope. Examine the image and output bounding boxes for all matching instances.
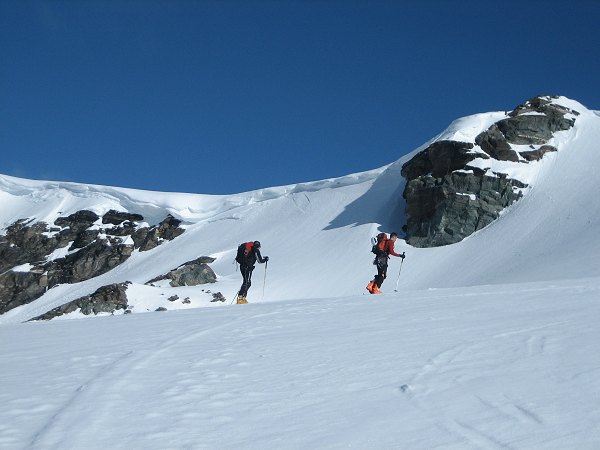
[406,99,600,287]
[2,97,600,449]
[1,96,599,324]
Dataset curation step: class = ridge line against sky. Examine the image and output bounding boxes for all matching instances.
[1,0,599,194]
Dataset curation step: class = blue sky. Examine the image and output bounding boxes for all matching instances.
[1,0,599,194]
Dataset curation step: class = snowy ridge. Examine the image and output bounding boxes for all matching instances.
[0,165,385,227]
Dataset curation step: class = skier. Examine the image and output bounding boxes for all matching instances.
[366,232,405,294]
[235,240,269,304]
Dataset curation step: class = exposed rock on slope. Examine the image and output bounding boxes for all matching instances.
[132,214,185,251]
[146,256,217,287]
[0,210,185,314]
[403,170,527,247]
[401,96,579,247]
[29,282,131,321]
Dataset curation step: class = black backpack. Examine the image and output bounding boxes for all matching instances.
[235,242,254,265]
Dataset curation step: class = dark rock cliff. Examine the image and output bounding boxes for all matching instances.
[0,210,185,314]
[401,96,578,247]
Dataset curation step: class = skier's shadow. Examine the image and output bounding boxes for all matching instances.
[324,159,407,233]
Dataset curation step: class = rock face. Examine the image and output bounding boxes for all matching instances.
[475,96,577,161]
[519,145,557,162]
[146,256,217,287]
[30,283,130,321]
[403,170,527,247]
[0,210,186,314]
[401,96,578,247]
[0,220,67,273]
[131,215,185,251]
[102,209,144,225]
[400,141,484,180]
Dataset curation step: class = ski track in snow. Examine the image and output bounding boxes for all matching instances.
[399,323,561,449]
[27,310,281,449]
[27,349,135,449]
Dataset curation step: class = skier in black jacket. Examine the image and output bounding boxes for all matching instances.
[235,241,268,304]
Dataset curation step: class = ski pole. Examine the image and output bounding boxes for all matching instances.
[262,260,268,300]
[394,256,405,292]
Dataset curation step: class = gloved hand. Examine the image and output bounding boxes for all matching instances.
[264,256,269,262]
[400,252,406,259]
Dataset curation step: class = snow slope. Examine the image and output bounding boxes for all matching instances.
[1,96,600,448]
[1,280,600,449]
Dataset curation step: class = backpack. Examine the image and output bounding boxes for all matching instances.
[371,232,388,255]
[235,242,254,264]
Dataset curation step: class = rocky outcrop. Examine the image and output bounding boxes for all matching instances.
[1,220,67,273]
[55,210,100,230]
[475,96,578,161]
[400,141,483,180]
[401,96,578,247]
[131,215,185,251]
[403,170,527,247]
[519,145,557,162]
[146,256,217,287]
[0,238,134,314]
[0,210,186,314]
[211,292,226,302]
[102,209,144,225]
[475,124,520,161]
[47,238,134,284]
[30,282,130,321]
[0,270,50,314]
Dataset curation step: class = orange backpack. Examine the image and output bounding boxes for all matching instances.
[372,232,388,255]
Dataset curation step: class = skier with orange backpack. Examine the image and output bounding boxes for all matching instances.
[366,232,405,294]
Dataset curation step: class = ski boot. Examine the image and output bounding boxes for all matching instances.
[366,281,375,293]
[236,296,248,304]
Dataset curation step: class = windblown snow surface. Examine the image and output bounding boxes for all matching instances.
[1,97,600,449]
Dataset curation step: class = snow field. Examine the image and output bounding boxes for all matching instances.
[1,279,600,449]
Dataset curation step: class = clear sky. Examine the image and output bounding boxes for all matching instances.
[1,0,599,194]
